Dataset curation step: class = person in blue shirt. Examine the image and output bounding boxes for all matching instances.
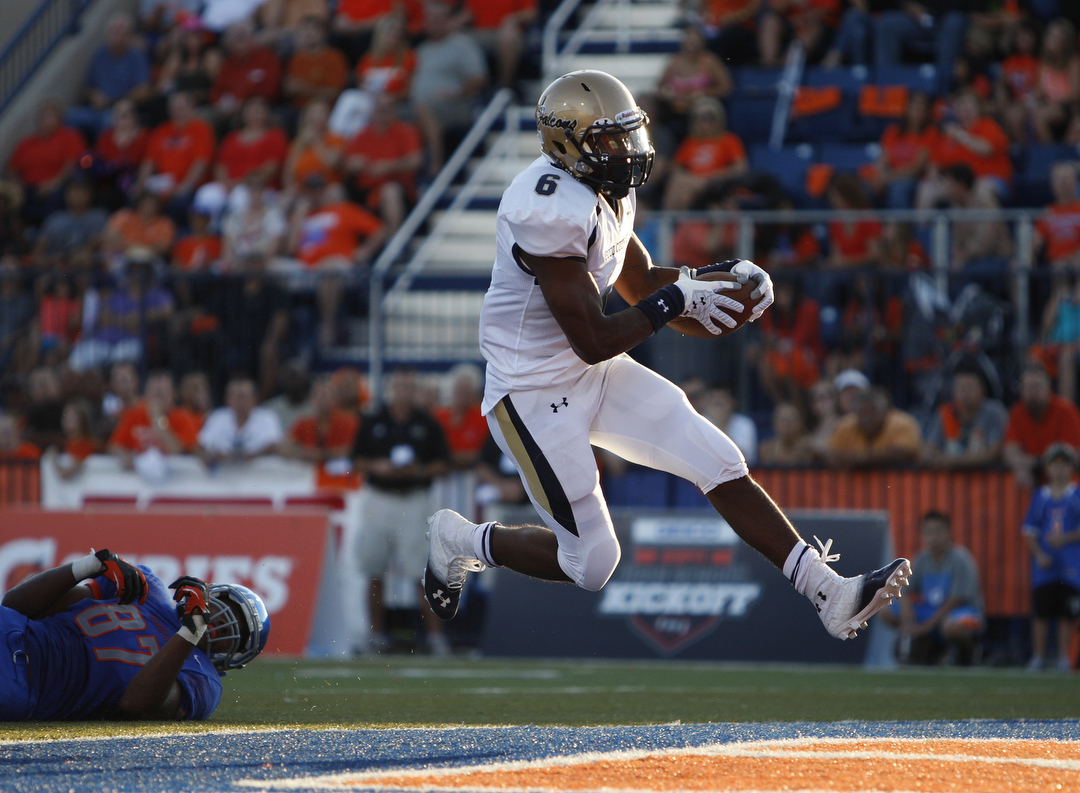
[1022,442,1080,672]
[65,13,152,139]
[883,510,985,665]
[0,548,269,720]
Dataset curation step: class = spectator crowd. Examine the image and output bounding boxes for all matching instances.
[4,0,1080,665]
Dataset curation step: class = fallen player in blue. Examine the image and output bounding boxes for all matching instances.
[0,548,269,720]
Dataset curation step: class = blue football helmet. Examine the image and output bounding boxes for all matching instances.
[205,583,270,672]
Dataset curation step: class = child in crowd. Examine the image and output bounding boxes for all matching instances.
[1022,442,1080,671]
[886,510,984,665]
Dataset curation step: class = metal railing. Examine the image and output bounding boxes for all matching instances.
[770,42,805,149]
[357,206,1049,397]
[542,0,623,82]
[0,0,96,117]
[385,100,523,305]
[366,88,515,399]
[651,206,1043,349]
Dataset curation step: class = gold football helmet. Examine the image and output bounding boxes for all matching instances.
[536,70,654,199]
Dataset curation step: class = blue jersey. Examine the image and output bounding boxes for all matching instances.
[24,567,222,720]
[1022,484,1080,590]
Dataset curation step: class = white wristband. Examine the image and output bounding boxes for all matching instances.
[72,552,105,581]
[177,613,207,645]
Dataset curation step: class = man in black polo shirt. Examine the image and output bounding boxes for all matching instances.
[353,368,451,655]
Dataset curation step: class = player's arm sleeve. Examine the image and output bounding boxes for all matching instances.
[90,574,117,600]
[175,657,223,720]
[505,204,592,262]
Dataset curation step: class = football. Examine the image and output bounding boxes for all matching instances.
[668,270,767,339]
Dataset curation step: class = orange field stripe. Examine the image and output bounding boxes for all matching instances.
[241,739,1080,792]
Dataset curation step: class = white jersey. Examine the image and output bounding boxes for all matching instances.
[480,156,636,413]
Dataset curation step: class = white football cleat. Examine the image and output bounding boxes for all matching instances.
[805,536,911,640]
[422,509,486,621]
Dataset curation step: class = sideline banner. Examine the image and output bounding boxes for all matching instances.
[481,508,892,664]
[0,507,328,655]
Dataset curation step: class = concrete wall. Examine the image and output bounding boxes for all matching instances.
[0,0,44,51]
[0,0,137,165]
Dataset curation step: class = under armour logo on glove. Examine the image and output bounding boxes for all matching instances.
[551,398,569,413]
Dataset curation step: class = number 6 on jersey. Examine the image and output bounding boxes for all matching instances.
[535,173,561,196]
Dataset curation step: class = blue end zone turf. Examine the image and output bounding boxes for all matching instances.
[5,720,1080,792]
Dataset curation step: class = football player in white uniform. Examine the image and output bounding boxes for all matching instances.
[423,70,910,641]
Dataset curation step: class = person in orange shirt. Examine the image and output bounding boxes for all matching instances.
[212,97,289,190]
[284,17,348,109]
[104,192,177,260]
[458,0,537,88]
[108,370,201,469]
[344,93,423,232]
[179,371,213,430]
[6,100,87,224]
[50,398,98,480]
[1030,18,1080,144]
[211,20,282,124]
[432,363,488,469]
[259,0,331,49]
[355,13,416,103]
[759,0,840,67]
[671,185,740,269]
[918,90,1011,209]
[701,0,761,66]
[826,172,881,268]
[1038,162,1080,271]
[756,278,824,406]
[292,182,385,268]
[172,205,222,271]
[92,99,150,211]
[873,90,939,209]
[826,387,922,469]
[1004,361,1080,489]
[663,97,748,210]
[137,91,216,212]
[0,414,42,462]
[284,100,345,191]
[282,375,360,490]
[289,182,385,345]
[996,22,1040,142]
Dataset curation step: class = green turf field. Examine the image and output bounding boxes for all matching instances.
[4,657,1080,741]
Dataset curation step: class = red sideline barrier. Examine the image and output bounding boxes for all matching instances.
[752,468,1029,617]
[0,461,39,506]
[0,506,327,655]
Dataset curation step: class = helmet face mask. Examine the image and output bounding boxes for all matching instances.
[537,70,654,199]
[203,583,270,673]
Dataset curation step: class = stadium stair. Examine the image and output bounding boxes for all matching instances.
[359,1,683,368]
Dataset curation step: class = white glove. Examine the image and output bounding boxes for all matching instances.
[729,260,773,321]
[672,266,745,335]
